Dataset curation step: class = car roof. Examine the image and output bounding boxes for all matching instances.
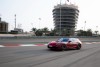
[60,38,78,39]
[59,38,79,41]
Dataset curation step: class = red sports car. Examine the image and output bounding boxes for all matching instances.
[47,38,82,50]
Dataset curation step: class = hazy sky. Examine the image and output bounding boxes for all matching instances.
[0,0,100,33]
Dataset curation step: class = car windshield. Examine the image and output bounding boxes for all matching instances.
[57,38,69,42]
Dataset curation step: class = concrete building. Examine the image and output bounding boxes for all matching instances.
[53,4,79,36]
[14,28,23,33]
[0,17,8,33]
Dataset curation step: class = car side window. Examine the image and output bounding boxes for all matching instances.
[70,38,76,42]
[62,39,69,42]
[57,38,69,42]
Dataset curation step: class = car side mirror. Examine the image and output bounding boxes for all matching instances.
[68,41,71,43]
[56,40,59,42]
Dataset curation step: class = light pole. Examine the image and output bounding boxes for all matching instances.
[84,21,86,31]
[14,14,16,29]
[38,18,41,29]
[95,26,98,35]
[81,27,83,30]
[96,26,98,30]
[31,23,33,28]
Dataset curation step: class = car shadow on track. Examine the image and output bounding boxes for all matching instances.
[46,48,77,52]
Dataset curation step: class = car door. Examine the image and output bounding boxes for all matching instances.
[67,38,78,48]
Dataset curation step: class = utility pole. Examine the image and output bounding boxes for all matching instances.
[15,14,16,29]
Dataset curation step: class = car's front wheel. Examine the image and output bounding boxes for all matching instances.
[77,44,81,50]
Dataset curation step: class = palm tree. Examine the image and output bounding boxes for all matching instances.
[42,27,49,34]
[87,29,92,36]
[32,28,37,32]
[95,31,98,35]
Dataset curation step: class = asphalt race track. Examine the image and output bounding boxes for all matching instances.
[0,37,100,67]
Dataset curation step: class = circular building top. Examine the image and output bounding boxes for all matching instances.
[54,4,78,10]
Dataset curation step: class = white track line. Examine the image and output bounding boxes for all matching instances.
[20,44,37,46]
[85,42,92,44]
[44,44,48,45]
[0,45,5,47]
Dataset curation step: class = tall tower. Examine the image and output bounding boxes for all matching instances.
[53,3,79,36]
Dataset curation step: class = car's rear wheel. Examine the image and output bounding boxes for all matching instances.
[77,44,81,50]
[47,45,50,48]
